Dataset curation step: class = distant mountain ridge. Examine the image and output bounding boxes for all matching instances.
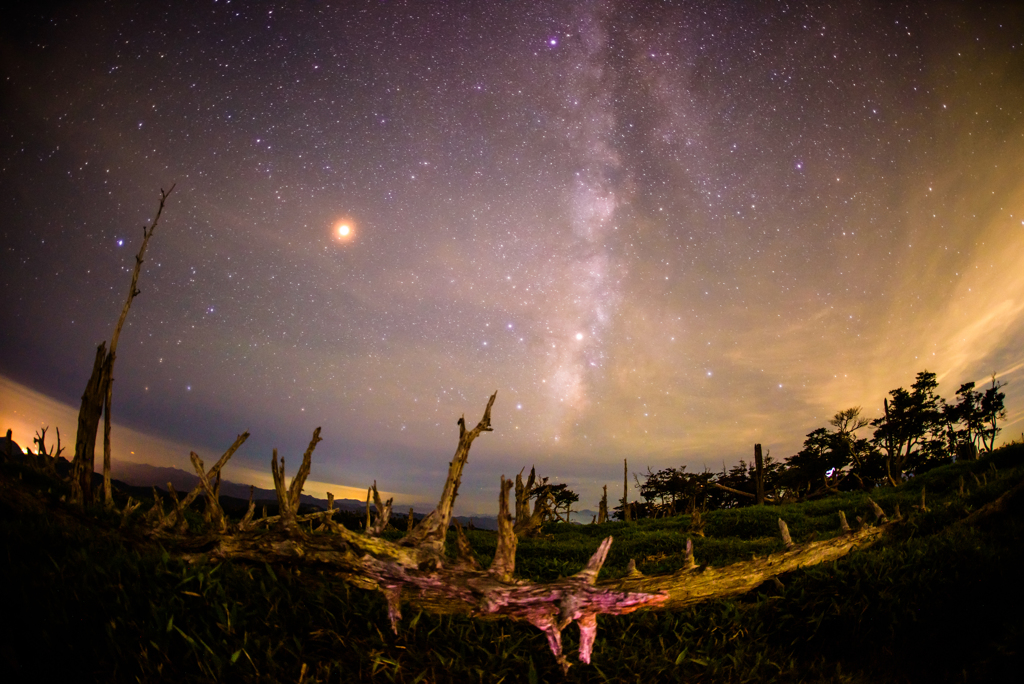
[110,461,507,529]
[110,461,366,511]
[6,445,555,531]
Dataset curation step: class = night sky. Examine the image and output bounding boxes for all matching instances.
[2,1,1023,514]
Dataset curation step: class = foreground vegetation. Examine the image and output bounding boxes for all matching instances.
[2,443,1023,683]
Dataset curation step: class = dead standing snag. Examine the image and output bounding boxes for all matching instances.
[71,185,175,507]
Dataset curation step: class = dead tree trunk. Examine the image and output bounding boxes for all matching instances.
[622,458,631,522]
[101,185,175,507]
[598,484,608,524]
[71,344,112,506]
[754,443,765,506]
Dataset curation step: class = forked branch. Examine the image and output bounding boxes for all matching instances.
[366,481,394,536]
[271,427,322,533]
[403,391,496,552]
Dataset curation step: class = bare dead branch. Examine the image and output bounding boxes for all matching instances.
[712,482,780,504]
[868,497,887,524]
[404,392,496,552]
[839,510,851,533]
[119,496,142,528]
[366,481,394,536]
[270,428,321,534]
[453,519,480,570]
[238,486,257,532]
[189,451,226,533]
[165,482,188,534]
[151,432,249,532]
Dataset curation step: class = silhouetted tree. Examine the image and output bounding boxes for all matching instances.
[871,371,945,485]
[944,382,985,460]
[980,374,1007,452]
[552,486,579,522]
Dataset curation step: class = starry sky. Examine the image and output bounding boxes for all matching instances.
[2,1,1023,514]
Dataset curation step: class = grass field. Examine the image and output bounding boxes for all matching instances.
[2,445,1023,683]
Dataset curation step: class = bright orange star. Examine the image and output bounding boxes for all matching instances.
[333,219,356,243]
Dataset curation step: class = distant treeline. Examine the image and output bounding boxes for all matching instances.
[611,370,1008,519]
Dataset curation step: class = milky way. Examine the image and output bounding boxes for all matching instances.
[2,1,1023,512]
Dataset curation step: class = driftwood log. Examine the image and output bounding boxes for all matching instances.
[144,392,898,673]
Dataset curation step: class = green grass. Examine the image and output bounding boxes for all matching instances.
[2,444,1023,682]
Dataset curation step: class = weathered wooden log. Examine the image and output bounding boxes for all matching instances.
[712,481,780,504]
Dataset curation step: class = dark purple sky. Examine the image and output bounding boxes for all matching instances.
[2,1,1023,513]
